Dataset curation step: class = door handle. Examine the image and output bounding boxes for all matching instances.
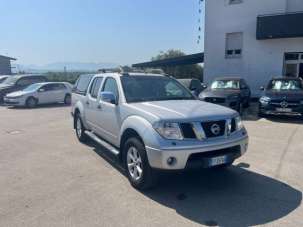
[86,101,90,105]
[97,104,102,109]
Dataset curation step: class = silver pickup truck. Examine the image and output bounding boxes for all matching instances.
[71,72,249,190]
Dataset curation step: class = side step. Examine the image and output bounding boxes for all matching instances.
[85,131,120,155]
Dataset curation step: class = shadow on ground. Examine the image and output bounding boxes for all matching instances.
[3,103,70,110]
[92,144,302,227]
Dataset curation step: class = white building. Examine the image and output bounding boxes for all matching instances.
[204,0,303,96]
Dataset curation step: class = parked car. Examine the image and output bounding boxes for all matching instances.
[71,72,249,190]
[177,78,206,96]
[4,82,72,108]
[0,75,9,84]
[259,77,303,117]
[199,77,251,114]
[0,74,48,103]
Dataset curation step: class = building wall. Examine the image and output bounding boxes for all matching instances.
[0,57,12,75]
[204,0,303,96]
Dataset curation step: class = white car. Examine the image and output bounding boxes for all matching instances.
[4,82,72,108]
[0,75,9,84]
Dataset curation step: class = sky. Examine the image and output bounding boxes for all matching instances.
[0,0,205,66]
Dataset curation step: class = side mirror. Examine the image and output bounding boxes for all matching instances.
[100,91,117,105]
[260,86,265,91]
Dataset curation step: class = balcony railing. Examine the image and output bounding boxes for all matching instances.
[257,11,303,40]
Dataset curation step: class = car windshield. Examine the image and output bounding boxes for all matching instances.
[2,76,19,85]
[211,80,240,89]
[121,76,195,103]
[268,79,303,90]
[23,83,42,92]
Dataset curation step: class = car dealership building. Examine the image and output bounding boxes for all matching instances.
[134,0,303,97]
[204,0,303,96]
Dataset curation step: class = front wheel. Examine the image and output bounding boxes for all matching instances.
[123,137,157,190]
[64,94,71,105]
[26,97,37,108]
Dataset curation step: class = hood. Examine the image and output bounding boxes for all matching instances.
[129,100,237,122]
[265,90,303,101]
[0,84,13,90]
[200,89,240,98]
[6,90,31,97]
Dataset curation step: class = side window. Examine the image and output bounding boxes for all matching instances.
[57,83,66,90]
[225,32,243,59]
[75,75,94,95]
[165,81,183,96]
[190,80,201,90]
[102,78,119,99]
[17,78,32,86]
[89,77,103,99]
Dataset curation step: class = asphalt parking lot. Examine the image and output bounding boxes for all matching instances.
[0,104,303,227]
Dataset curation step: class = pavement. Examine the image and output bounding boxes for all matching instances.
[0,104,302,227]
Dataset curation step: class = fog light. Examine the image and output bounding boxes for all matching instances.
[167,157,177,166]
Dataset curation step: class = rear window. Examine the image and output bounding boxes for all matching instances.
[74,74,94,95]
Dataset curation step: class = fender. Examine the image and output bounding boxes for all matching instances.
[73,101,90,130]
[119,115,160,149]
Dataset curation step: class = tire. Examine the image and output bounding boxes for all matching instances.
[64,94,71,105]
[237,102,243,115]
[26,97,37,108]
[123,137,157,190]
[75,114,88,143]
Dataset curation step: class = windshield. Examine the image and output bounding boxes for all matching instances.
[2,76,19,85]
[23,83,42,92]
[268,79,303,90]
[121,76,195,103]
[211,80,240,89]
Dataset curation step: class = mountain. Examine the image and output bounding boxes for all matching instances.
[12,62,119,73]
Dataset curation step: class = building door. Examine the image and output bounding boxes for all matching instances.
[284,53,303,78]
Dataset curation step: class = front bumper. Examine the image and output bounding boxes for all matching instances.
[259,102,303,116]
[145,132,248,170]
[3,97,22,106]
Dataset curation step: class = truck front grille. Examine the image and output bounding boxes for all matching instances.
[204,97,226,104]
[201,120,226,138]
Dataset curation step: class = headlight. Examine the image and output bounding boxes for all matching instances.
[235,116,244,130]
[153,122,183,140]
[260,96,270,104]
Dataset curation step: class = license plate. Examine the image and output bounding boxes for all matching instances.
[210,155,227,166]
[276,108,292,113]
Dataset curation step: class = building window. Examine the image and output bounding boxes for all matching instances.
[228,0,243,5]
[225,32,243,59]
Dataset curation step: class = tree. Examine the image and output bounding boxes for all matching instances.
[151,49,203,80]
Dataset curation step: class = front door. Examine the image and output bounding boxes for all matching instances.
[96,77,121,146]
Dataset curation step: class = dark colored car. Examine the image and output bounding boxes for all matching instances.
[199,77,251,114]
[0,74,48,103]
[178,78,206,96]
[0,75,9,84]
[259,77,303,117]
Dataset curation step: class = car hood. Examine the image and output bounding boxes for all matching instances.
[129,100,237,122]
[265,90,303,101]
[6,90,31,97]
[200,89,240,98]
[0,84,12,90]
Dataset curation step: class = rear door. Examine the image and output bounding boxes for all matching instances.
[85,77,103,131]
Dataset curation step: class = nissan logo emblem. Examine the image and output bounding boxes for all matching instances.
[211,124,221,135]
[280,101,288,108]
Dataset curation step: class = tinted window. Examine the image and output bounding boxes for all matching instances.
[74,74,94,95]
[41,84,56,91]
[89,77,103,98]
[17,77,46,86]
[102,78,119,99]
[55,83,66,90]
[190,79,201,90]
